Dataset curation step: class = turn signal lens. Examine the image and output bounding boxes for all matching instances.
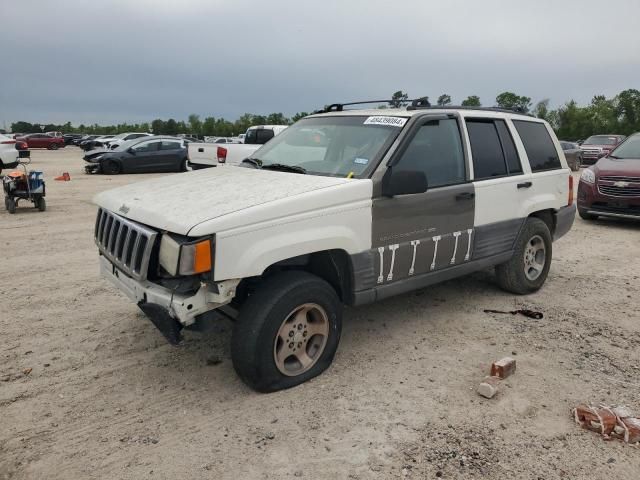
[179,239,212,275]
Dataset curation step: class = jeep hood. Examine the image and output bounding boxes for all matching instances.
[93,166,372,236]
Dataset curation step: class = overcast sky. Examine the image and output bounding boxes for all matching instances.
[1,0,639,128]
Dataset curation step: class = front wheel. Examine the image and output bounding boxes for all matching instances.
[231,271,342,392]
[36,197,46,212]
[495,217,552,294]
[48,143,59,150]
[102,160,121,175]
[6,197,16,214]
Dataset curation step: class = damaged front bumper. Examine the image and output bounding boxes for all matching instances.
[99,255,239,344]
[85,162,101,174]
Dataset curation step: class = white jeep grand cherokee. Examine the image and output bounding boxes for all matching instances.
[93,102,575,392]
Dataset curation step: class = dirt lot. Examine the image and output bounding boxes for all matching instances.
[1,148,639,479]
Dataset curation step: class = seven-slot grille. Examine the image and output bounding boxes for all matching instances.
[597,176,640,198]
[95,208,158,281]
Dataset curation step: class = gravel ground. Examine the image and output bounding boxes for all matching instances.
[1,148,639,480]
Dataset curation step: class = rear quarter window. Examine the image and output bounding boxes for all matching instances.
[513,120,561,172]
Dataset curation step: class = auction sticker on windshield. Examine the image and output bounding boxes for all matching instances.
[363,116,408,127]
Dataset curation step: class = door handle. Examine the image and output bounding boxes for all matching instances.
[198,147,204,152]
[517,181,532,189]
[455,192,475,201]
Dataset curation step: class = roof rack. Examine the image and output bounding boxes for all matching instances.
[407,104,533,116]
[315,99,534,116]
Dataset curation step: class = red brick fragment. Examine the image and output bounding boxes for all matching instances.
[490,357,516,379]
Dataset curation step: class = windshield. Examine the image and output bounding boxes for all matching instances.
[611,135,640,159]
[584,135,619,146]
[249,116,406,177]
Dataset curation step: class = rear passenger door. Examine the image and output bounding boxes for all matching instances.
[511,120,566,213]
[158,140,184,171]
[465,117,531,259]
[371,115,475,287]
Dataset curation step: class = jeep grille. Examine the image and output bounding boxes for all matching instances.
[94,208,157,281]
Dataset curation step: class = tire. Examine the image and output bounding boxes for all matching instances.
[36,197,46,212]
[495,217,552,295]
[102,160,121,175]
[181,159,192,172]
[6,197,16,214]
[231,271,342,392]
[578,209,598,221]
[48,143,59,150]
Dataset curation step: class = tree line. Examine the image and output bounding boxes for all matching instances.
[7,89,640,141]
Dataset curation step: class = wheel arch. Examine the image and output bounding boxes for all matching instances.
[528,209,556,236]
[237,249,355,305]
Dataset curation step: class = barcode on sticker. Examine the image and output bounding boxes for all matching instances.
[363,116,407,127]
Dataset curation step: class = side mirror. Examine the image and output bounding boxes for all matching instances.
[382,169,428,197]
[128,147,136,155]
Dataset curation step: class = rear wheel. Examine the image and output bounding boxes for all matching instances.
[495,217,552,294]
[102,160,121,175]
[36,197,46,212]
[181,159,192,172]
[231,271,342,392]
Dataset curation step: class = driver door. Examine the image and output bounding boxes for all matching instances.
[371,115,475,289]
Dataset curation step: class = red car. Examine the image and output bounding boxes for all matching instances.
[578,133,640,220]
[579,134,625,166]
[18,133,65,150]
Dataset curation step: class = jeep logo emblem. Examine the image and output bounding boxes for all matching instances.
[613,181,629,188]
[118,204,130,214]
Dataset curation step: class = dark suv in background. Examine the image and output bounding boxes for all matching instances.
[580,135,626,165]
[578,133,640,220]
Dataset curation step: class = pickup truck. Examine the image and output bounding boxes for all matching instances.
[187,125,287,168]
[93,103,574,392]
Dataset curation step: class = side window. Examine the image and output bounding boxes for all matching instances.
[466,120,507,179]
[255,129,275,144]
[160,141,181,150]
[394,118,465,188]
[495,120,522,175]
[133,141,160,153]
[512,120,561,172]
[466,119,522,179]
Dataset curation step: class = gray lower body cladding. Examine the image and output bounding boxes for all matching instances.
[351,217,526,305]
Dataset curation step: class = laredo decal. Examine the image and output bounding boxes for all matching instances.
[376,230,475,284]
[363,116,408,128]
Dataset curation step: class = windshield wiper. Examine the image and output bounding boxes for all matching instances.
[261,163,307,174]
[241,157,263,168]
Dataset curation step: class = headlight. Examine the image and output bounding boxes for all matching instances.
[92,155,103,162]
[159,235,213,276]
[580,168,596,184]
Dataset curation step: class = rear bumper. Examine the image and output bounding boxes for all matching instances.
[577,180,640,219]
[554,204,576,240]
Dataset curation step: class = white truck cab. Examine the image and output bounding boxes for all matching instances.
[94,101,575,392]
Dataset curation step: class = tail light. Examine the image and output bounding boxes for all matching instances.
[217,146,227,164]
[15,141,28,151]
[568,175,574,206]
